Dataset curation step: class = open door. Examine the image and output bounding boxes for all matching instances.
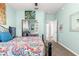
[46,20,58,42]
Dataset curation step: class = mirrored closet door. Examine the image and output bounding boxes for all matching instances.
[22,19,39,36]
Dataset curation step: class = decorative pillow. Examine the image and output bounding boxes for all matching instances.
[0,32,13,42]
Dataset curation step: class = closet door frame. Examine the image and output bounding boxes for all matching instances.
[22,19,29,36]
[46,20,58,42]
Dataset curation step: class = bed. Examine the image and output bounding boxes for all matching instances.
[0,36,45,56]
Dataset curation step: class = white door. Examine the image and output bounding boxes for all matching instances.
[46,20,57,42]
[46,23,50,40]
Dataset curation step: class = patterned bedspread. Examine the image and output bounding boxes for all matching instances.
[0,37,45,56]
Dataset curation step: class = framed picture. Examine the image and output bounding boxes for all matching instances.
[70,12,79,31]
[58,24,63,32]
[25,11,35,19]
[0,3,6,25]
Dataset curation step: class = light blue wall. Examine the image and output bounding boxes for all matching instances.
[36,11,45,37]
[56,3,79,54]
[2,4,16,28]
[16,10,24,36]
[16,10,45,37]
[3,4,54,37]
[46,14,56,21]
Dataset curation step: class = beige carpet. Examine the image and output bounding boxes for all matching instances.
[52,41,75,56]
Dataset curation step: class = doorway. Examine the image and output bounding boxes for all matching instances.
[46,20,58,42]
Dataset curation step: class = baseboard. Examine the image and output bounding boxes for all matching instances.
[58,41,79,56]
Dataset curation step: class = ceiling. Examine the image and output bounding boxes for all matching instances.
[8,3,65,14]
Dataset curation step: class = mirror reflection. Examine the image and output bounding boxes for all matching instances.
[22,19,38,36]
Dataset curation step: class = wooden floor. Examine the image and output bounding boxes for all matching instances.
[51,41,75,56]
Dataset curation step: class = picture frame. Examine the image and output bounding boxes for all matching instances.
[58,24,63,32]
[0,3,6,25]
[70,12,79,31]
[25,11,35,19]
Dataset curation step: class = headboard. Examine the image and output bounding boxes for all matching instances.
[0,25,9,32]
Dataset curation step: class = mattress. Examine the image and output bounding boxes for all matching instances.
[0,36,45,56]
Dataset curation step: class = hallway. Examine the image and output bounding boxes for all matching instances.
[52,41,75,56]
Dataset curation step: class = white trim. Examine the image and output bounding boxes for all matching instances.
[58,41,79,56]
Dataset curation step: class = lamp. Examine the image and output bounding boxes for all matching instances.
[34,3,39,10]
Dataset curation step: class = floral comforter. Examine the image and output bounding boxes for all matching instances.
[0,37,45,56]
